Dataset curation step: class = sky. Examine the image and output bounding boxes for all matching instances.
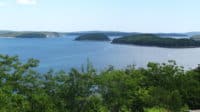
[0,0,200,33]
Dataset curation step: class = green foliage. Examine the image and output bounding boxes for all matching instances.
[112,34,200,48]
[0,54,199,112]
[144,107,168,112]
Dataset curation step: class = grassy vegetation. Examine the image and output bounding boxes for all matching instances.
[0,55,199,112]
[75,33,110,41]
[112,34,200,48]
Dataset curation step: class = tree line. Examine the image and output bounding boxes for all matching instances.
[0,55,199,112]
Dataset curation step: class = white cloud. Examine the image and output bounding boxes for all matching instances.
[16,0,37,5]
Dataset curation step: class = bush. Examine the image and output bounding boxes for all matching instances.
[0,54,199,112]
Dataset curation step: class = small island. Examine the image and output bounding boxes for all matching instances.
[112,34,200,48]
[75,33,110,41]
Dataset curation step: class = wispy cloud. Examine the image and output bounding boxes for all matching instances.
[16,0,37,5]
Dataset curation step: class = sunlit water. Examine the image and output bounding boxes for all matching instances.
[0,35,200,72]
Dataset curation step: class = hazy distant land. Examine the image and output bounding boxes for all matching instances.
[1,30,200,48]
[0,31,60,38]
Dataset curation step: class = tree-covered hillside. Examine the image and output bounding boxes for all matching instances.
[112,34,200,48]
[0,54,199,112]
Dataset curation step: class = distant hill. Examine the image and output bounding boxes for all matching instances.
[0,30,13,34]
[186,32,200,37]
[156,33,188,37]
[66,31,139,36]
[0,31,60,38]
[0,30,200,38]
[66,31,191,37]
[191,35,200,41]
[75,33,110,41]
[112,34,200,48]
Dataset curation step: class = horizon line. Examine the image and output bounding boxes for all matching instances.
[0,29,200,34]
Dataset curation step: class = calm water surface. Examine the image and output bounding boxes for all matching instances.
[0,35,200,72]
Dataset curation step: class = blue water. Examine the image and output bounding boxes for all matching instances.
[1,35,200,72]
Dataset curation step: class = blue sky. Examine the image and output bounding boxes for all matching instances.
[0,0,200,32]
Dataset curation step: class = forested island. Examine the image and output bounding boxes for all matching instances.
[0,55,199,112]
[112,34,200,48]
[75,33,110,41]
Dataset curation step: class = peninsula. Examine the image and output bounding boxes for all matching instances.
[112,34,200,48]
